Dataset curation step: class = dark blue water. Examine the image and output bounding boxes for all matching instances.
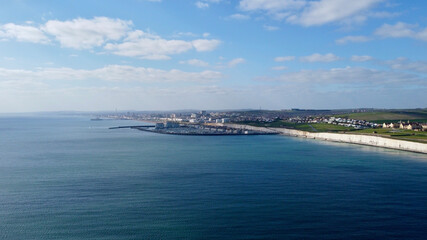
[1,115,427,239]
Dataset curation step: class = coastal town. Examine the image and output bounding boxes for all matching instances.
[98,108,427,153]
[99,109,368,124]
[286,116,379,129]
[98,108,427,136]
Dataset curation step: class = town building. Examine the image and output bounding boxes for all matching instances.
[165,121,180,128]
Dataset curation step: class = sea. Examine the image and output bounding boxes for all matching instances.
[1,114,427,240]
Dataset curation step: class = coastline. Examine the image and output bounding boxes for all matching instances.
[221,123,427,154]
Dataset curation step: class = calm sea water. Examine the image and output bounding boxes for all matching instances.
[1,115,427,239]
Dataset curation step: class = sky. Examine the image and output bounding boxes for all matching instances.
[0,0,426,112]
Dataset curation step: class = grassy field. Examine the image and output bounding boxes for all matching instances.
[352,128,427,143]
[306,123,353,132]
[335,109,427,123]
[238,120,427,143]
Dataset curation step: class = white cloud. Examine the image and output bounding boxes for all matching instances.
[0,65,222,83]
[3,57,16,61]
[124,30,158,41]
[172,31,198,38]
[300,53,340,62]
[375,22,416,38]
[228,58,246,67]
[195,1,209,9]
[42,17,132,49]
[351,55,374,62]
[415,28,427,41]
[239,0,306,12]
[203,32,210,37]
[374,22,427,41]
[275,56,295,62]
[216,58,246,68]
[3,82,425,112]
[263,67,425,86]
[1,17,222,59]
[0,23,49,43]
[3,81,426,112]
[104,32,220,59]
[337,22,427,44]
[238,0,383,27]
[368,11,401,18]
[179,59,209,67]
[1,65,426,112]
[385,58,427,74]
[195,0,223,9]
[263,25,279,31]
[291,0,383,26]
[191,39,221,51]
[105,38,192,60]
[228,14,251,20]
[335,35,371,44]
[272,66,287,70]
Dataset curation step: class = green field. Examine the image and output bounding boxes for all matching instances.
[352,128,427,143]
[238,119,427,143]
[335,109,427,123]
[306,123,353,132]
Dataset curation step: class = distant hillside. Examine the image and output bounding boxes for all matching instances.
[335,109,427,123]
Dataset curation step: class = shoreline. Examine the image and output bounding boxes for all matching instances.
[221,123,427,154]
[113,119,426,154]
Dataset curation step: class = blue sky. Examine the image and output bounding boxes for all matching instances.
[0,0,426,112]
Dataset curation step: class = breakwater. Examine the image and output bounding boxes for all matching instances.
[222,124,427,154]
[109,125,155,129]
[133,125,278,136]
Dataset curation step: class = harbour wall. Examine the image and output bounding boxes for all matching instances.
[221,123,427,154]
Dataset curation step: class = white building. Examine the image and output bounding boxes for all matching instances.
[221,118,230,123]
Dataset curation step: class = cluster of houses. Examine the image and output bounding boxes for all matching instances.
[382,121,427,131]
[101,110,426,133]
[162,111,230,124]
[102,109,355,124]
[129,111,231,125]
[288,116,378,129]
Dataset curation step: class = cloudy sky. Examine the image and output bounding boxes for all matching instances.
[0,0,426,112]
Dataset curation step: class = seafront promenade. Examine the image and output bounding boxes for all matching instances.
[221,123,427,154]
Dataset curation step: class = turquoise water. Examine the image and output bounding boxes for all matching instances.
[1,115,427,239]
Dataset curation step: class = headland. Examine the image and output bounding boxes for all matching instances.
[100,108,427,154]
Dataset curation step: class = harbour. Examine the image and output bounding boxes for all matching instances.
[109,123,278,136]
